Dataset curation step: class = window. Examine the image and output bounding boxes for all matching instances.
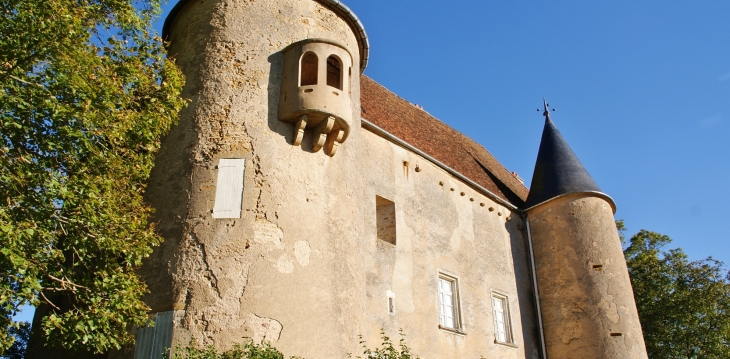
[326,55,342,89]
[300,52,318,86]
[438,274,462,331]
[492,294,513,344]
[376,196,396,244]
[212,158,246,218]
[386,290,396,315]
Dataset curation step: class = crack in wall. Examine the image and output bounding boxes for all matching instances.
[189,229,222,299]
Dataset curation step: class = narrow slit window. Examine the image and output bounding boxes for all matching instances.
[376,196,396,244]
[300,52,318,86]
[387,290,396,315]
[326,55,342,90]
[212,159,246,219]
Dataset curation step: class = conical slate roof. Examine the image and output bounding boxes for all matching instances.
[524,102,605,209]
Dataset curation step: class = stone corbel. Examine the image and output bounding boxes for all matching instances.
[312,116,335,153]
[292,115,308,146]
[324,128,346,157]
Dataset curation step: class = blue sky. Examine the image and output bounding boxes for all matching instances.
[155,0,730,262]
[170,0,730,265]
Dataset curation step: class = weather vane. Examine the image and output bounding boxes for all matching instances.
[537,98,556,118]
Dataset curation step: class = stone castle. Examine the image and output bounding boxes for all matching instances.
[130,1,650,358]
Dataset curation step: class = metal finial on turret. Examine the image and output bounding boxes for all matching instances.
[543,98,551,119]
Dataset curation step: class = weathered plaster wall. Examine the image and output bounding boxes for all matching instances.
[142,0,366,357]
[360,131,542,359]
[138,0,542,358]
[527,195,648,359]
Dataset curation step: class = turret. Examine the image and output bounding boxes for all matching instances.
[524,102,648,358]
[278,39,353,156]
[135,1,369,358]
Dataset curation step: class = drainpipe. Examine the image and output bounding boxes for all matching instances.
[523,213,548,359]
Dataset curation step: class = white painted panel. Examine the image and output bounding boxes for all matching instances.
[212,158,246,218]
[150,311,174,359]
[133,325,154,359]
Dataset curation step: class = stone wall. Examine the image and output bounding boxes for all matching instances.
[359,131,541,359]
[138,0,541,358]
[527,195,647,359]
[143,0,364,357]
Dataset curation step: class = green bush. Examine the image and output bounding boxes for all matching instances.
[170,340,302,359]
[171,330,419,359]
[352,330,419,359]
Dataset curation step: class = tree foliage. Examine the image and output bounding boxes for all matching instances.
[623,228,730,358]
[0,0,185,354]
[0,321,29,359]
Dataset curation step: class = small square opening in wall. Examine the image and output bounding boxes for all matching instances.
[376,196,396,245]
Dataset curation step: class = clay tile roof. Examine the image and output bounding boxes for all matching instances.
[360,75,528,207]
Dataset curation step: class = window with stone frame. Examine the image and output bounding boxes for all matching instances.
[438,273,462,331]
[300,52,318,86]
[492,293,514,344]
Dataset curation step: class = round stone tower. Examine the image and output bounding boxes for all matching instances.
[136,1,370,358]
[523,102,648,358]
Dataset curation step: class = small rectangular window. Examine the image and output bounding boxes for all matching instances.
[212,159,246,219]
[326,55,342,90]
[386,290,396,315]
[376,196,396,244]
[438,274,462,331]
[492,294,513,344]
[300,52,318,86]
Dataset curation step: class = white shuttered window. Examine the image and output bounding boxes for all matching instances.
[438,275,460,330]
[212,159,246,218]
[492,295,512,343]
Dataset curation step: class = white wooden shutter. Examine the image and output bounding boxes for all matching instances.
[133,325,154,359]
[134,311,175,359]
[212,159,246,218]
[150,311,174,359]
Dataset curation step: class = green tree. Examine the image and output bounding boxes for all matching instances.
[0,321,29,359]
[0,0,185,354]
[623,228,730,358]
